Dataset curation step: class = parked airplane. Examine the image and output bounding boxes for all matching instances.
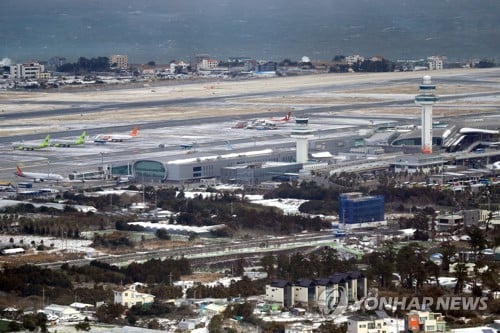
[232,121,248,129]
[246,112,292,129]
[94,127,138,143]
[13,134,51,151]
[179,143,195,150]
[269,111,292,123]
[51,131,87,147]
[14,166,64,182]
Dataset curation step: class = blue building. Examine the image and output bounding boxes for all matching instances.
[338,192,384,226]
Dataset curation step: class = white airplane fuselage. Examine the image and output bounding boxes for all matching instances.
[15,167,64,182]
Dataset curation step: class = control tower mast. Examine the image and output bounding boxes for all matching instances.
[291,117,314,164]
[415,75,439,154]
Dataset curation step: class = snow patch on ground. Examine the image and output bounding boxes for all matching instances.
[246,195,307,215]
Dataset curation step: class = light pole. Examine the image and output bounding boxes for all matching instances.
[100,152,104,179]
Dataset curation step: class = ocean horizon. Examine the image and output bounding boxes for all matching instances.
[2,0,500,64]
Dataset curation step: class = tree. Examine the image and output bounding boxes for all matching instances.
[75,321,91,331]
[96,303,126,323]
[476,59,495,68]
[234,257,246,277]
[440,241,456,272]
[453,262,468,294]
[467,226,487,260]
[148,319,160,329]
[260,254,276,278]
[395,243,427,291]
[224,302,254,320]
[155,228,171,240]
[208,314,224,333]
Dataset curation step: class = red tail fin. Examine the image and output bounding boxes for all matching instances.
[15,166,24,176]
[285,111,291,121]
[130,127,139,137]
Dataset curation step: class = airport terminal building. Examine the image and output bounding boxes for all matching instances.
[112,148,297,184]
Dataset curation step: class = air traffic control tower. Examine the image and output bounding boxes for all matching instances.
[415,75,439,154]
[291,117,314,163]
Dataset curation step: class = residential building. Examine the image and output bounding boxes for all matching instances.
[347,316,388,333]
[292,279,315,306]
[348,315,404,333]
[405,310,446,333]
[346,55,365,65]
[339,193,385,226]
[170,60,190,74]
[256,61,277,73]
[109,54,128,69]
[314,278,337,310]
[113,282,155,308]
[427,56,445,70]
[345,271,367,302]
[9,62,46,80]
[265,280,292,308]
[199,58,219,70]
[436,212,463,230]
[265,272,367,309]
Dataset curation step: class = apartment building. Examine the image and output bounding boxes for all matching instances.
[9,62,46,80]
[265,280,292,308]
[265,271,367,309]
[109,54,129,69]
[405,310,446,333]
[198,58,219,70]
[427,56,446,70]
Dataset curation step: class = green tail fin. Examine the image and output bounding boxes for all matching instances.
[40,135,51,147]
[76,131,86,144]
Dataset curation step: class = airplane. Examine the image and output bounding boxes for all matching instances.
[269,111,292,123]
[179,143,195,150]
[232,121,248,129]
[51,131,87,147]
[13,134,51,151]
[246,112,292,129]
[94,127,138,143]
[14,166,64,182]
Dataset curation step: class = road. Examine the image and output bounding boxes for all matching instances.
[33,232,339,268]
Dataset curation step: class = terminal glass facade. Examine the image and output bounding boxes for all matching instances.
[133,160,167,181]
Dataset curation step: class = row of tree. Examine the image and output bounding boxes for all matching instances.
[57,57,110,74]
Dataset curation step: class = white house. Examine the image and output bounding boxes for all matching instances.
[113,282,155,308]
